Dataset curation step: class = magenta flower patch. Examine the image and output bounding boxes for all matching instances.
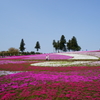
[0,53,72,60]
[24,53,73,60]
[0,50,100,99]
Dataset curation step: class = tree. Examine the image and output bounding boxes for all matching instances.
[52,40,60,52]
[60,35,67,51]
[19,39,25,52]
[57,40,60,52]
[35,41,40,51]
[8,47,19,52]
[70,36,81,51]
[67,40,71,51]
[52,40,57,52]
[8,47,19,55]
[53,40,56,49]
[52,35,81,52]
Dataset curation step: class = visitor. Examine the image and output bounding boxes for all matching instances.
[46,55,49,60]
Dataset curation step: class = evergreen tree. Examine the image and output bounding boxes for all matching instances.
[19,39,25,52]
[52,40,57,52]
[60,35,66,51]
[53,35,81,52]
[70,36,81,51]
[67,40,71,51]
[57,40,60,52]
[53,40,56,50]
[52,40,60,52]
[35,41,40,51]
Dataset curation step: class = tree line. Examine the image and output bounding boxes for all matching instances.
[0,48,41,57]
[0,35,81,56]
[52,35,81,52]
[19,39,41,53]
[0,40,41,56]
[19,35,81,54]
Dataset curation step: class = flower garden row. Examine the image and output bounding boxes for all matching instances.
[1,69,100,92]
[1,81,100,100]
[0,67,100,100]
[0,53,72,60]
[0,50,100,60]
[0,50,100,100]
[1,60,100,67]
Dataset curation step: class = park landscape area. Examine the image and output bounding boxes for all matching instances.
[1,0,100,99]
[0,50,100,100]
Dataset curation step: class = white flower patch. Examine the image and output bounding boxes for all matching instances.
[30,61,91,67]
[57,53,99,59]
[0,71,24,76]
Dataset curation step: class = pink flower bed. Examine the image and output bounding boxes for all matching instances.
[0,55,28,60]
[0,53,73,60]
[0,50,100,99]
[0,68,100,99]
[0,60,27,64]
[0,63,100,99]
[0,81,100,100]
[0,70,100,91]
[0,50,100,60]
[23,53,73,60]
[0,60,38,65]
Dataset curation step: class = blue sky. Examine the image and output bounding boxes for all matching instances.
[0,0,100,53]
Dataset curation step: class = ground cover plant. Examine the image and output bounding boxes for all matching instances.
[0,53,73,60]
[0,50,100,100]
